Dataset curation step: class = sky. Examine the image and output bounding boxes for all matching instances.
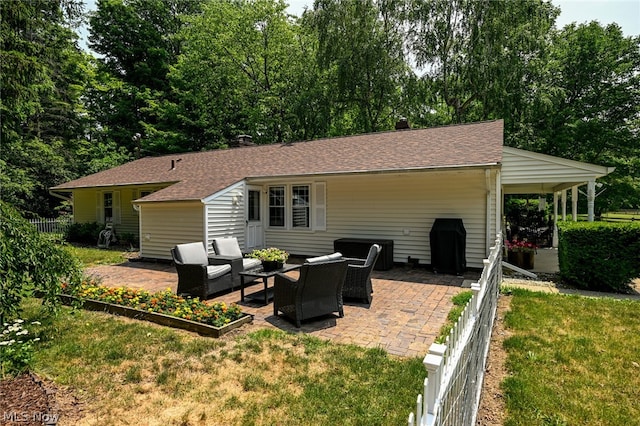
[79,0,639,52]
[286,0,639,36]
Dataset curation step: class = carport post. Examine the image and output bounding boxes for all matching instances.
[572,186,578,221]
[552,191,559,247]
[587,179,596,222]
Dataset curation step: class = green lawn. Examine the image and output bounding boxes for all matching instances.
[502,289,640,426]
[63,244,130,266]
[23,299,424,425]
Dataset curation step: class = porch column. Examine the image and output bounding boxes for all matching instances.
[561,189,567,221]
[572,186,578,221]
[552,191,559,247]
[587,179,596,222]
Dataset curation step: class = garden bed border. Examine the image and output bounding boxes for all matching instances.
[57,294,253,337]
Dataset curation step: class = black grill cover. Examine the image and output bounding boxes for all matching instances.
[430,218,466,275]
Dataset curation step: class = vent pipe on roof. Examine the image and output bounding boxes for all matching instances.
[170,158,181,170]
[395,117,410,130]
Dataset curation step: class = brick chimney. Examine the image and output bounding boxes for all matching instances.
[230,134,255,148]
[395,118,410,130]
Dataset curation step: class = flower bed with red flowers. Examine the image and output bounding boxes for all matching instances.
[505,238,538,253]
[60,281,250,336]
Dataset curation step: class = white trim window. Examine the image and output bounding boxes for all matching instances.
[96,190,121,224]
[292,185,310,228]
[267,183,325,231]
[268,186,285,227]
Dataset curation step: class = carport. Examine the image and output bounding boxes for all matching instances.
[500,146,615,247]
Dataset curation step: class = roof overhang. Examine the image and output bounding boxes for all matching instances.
[245,163,501,184]
[501,147,615,195]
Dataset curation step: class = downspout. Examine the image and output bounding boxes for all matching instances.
[495,169,502,241]
[485,169,492,256]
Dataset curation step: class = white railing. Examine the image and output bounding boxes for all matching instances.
[409,233,503,426]
[28,217,72,234]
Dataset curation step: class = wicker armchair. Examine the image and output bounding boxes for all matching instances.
[273,259,348,328]
[342,244,381,304]
[171,242,232,299]
[210,237,261,286]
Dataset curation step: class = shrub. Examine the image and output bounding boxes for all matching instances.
[0,201,83,323]
[65,221,104,245]
[558,221,640,292]
[0,319,41,377]
[118,232,138,248]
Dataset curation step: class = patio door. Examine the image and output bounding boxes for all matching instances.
[245,186,264,251]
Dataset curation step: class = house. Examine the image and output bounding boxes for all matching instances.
[50,120,613,269]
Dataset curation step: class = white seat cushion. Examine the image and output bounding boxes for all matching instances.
[305,252,343,264]
[175,242,208,265]
[207,264,231,279]
[242,258,262,270]
[213,237,243,258]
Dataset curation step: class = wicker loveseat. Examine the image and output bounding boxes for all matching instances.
[273,255,348,328]
[171,242,233,299]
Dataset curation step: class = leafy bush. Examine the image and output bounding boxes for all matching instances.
[0,201,83,323]
[558,221,640,292]
[65,221,104,245]
[118,232,138,248]
[0,319,41,377]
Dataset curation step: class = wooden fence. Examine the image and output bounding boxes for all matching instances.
[408,234,503,426]
[28,217,72,234]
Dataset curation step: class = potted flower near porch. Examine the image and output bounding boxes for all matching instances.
[247,247,290,272]
[505,239,537,269]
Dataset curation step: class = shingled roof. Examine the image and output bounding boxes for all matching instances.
[51,120,503,202]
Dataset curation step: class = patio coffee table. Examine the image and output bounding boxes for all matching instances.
[239,264,301,305]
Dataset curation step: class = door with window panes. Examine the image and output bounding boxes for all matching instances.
[245,186,264,251]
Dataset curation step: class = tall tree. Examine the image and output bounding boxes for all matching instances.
[310,0,411,134]
[0,0,89,217]
[87,0,203,154]
[407,0,558,125]
[165,0,314,147]
[526,23,640,210]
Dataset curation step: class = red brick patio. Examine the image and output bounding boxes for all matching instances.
[84,261,480,358]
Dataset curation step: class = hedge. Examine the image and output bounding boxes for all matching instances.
[558,221,640,292]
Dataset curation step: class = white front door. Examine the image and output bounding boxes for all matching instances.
[245,186,264,251]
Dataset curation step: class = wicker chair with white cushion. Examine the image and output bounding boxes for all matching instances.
[210,237,261,286]
[171,242,232,299]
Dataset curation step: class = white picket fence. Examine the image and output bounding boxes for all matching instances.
[28,217,72,234]
[408,233,503,426]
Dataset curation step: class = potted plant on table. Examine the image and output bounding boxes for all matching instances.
[505,238,537,269]
[247,247,289,272]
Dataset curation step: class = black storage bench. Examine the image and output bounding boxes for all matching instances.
[333,238,394,270]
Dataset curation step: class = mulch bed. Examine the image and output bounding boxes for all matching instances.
[0,373,83,425]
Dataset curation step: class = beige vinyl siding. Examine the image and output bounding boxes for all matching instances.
[72,189,99,224]
[263,169,496,269]
[139,201,204,260]
[204,183,247,251]
[72,185,171,241]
